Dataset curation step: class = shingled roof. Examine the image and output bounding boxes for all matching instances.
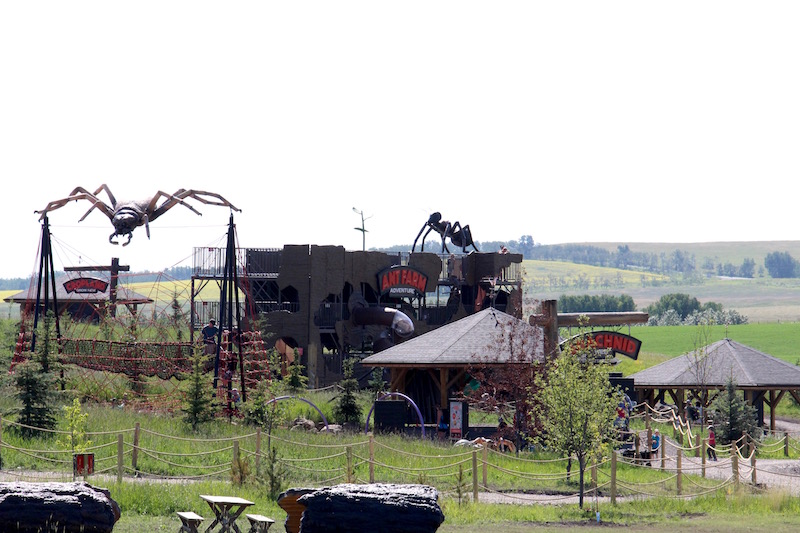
[361,307,544,368]
[629,338,800,389]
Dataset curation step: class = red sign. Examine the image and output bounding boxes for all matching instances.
[378,266,428,298]
[565,330,642,360]
[63,278,109,294]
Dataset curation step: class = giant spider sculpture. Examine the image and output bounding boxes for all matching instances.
[35,185,241,246]
[412,212,478,253]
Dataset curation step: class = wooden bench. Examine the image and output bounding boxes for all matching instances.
[245,513,275,532]
[177,511,204,533]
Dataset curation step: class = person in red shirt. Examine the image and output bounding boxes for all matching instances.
[707,426,717,461]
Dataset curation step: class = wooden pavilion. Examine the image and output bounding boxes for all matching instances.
[629,338,800,431]
[361,307,546,421]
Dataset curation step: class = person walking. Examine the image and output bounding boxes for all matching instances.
[707,426,717,461]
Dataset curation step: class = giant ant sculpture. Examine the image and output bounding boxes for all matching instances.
[35,184,241,246]
[412,212,478,253]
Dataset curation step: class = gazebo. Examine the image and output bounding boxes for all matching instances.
[629,338,800,431]
[361,307,545,421]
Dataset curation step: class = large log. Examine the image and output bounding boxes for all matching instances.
[279,483,444,533]
[0,481,120,533]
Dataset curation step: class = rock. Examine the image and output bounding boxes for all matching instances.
[0,481,120,533]
[278,483,444,533]
[290,417,317,431]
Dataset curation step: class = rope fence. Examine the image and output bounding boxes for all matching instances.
[2,411,800,504]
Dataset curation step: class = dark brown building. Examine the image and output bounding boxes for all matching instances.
[191,245,524,388]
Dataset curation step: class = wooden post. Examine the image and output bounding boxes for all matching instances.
[472,450,479,503]
[610,451,617,505]
[785,432,790,458]
[131,422,140,473]
[647,428,653,456]
[482,444,488,488]
[591,461,597,490]
[255,428,262,471]
[732,450,739,490]
[701,438,707,478]
[751,454,757,486]
[634,434,640,460]
[233,440,239,472]
[117,434,124,484]
[369,434,375,483]
[676,448,682,496]
[660,438,666,471]
[346,446,353,483]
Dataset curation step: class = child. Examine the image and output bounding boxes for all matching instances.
[652,429,661,458]
[707,426,717,461]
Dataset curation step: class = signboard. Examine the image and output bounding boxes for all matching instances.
[449,401,463,440]
[377,266,428,298]
[565,330,642,360]
[63,277,109,294]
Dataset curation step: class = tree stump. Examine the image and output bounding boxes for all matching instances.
[278,483,444,533]
[0,481,120,533]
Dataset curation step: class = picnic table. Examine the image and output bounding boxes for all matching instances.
[199,494,255,533]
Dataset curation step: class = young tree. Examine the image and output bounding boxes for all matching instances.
[464,311,546,448]
[334,358,362,427]
[181,345,215,430]
[710,379,759,448]
[285,351,308,393]
[534,335,621,509]
[13,359,57,437]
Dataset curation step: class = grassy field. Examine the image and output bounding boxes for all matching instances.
[522,259,800,323]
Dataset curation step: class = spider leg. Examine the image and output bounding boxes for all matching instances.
[412,223,432,252]
[76,184,118,221]
[144,191,203,223]
[35,189,114,222]
[148,189,240,222]
[173,189,242,211]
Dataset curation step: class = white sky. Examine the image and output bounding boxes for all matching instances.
[1,2,799,279]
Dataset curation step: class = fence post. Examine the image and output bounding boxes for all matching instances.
[646,428,653,456]
[369,433,375,483]
[676,447,682,496]
[131,422,140,473]
[482,444,488,488]
[732,449,739,490]
[751,453,757,486]
[472,450,479,503]
[610,451,617,505]
[346,446,353,483]
[255,428,262,471]
[785,432,790,458]
[233,440,240,473]
[117,433,124,484]
[701,438,707,478]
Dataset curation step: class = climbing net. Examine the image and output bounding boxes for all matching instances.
[12,229,272,411]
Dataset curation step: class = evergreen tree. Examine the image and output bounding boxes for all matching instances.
[181,345,214,430]
[13,359,57,437]
[710,379,759,448]
[285,351,308,393]
[333,358,362,427]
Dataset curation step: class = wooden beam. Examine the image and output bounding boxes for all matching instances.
[555,312,649,327]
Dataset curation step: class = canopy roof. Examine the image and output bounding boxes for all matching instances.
[629,338,800,389]
[361,307,544,368]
